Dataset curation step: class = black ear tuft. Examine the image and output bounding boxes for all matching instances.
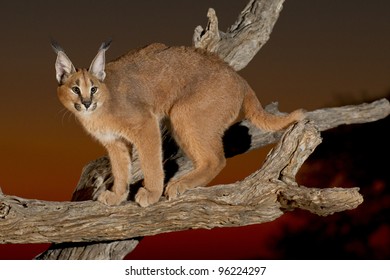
[50,38,65,54]
[99,38,112,51]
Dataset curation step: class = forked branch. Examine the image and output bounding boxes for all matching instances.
[30,97,389,259]
[1,98,389,244]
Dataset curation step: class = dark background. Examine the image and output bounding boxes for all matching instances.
[0,0,389,259]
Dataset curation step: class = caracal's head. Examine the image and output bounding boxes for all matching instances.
[52,40,111,116]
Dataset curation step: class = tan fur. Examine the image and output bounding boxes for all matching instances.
[54,42,305,207]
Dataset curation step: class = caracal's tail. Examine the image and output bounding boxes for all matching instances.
[242,86,305,131]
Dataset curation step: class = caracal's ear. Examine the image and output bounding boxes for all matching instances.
[51,40,76,85]
[89,39,112,81]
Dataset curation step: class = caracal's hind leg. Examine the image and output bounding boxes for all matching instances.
[165,129,226,200]
[164,105,236,200]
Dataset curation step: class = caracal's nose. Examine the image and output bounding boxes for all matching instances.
[82,100,92,109]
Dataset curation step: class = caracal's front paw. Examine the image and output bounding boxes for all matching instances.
[97,190,128,206]
[135,187,161,207]
[164,181,188,200]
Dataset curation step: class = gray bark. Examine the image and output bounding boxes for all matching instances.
[193,0,285,71]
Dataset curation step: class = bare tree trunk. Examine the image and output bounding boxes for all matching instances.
[0,0,386,259]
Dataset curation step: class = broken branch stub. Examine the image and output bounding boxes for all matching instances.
[194,0,286,71]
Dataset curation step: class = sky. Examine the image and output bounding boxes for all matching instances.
[0,0,389,259]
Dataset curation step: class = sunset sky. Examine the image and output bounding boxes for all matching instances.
[0,0,389,259]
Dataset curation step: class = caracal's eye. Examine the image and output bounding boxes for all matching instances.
[90,86,98,95]
[72,86,81,95]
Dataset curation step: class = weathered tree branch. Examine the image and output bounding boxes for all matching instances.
[194,0,285,71]
[1,98,389,246]
[34,239,140,260]
[4,107,382,244]
[32,98,389,259]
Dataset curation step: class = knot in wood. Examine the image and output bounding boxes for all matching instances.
[0,203,10,219]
